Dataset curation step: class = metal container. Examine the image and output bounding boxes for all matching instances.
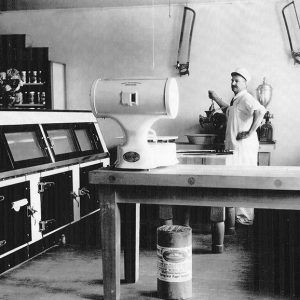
[186,134,217,145]
[157,225,192,300]
[256,77,272,108]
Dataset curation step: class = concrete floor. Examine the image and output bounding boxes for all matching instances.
[0,226,292,300]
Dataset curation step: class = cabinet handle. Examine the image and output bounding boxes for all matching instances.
[11,198,28,212]
[78,187,91,199]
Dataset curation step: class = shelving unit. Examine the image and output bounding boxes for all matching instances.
[0,34,51,109]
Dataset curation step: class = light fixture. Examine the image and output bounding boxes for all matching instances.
[282,1,300,64]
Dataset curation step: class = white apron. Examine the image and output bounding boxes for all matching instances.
[224,90,266,224]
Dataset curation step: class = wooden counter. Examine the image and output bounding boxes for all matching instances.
[89,164,300,300]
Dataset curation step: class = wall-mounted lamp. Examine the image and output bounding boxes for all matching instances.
[282,1,300,64]
[176,7,196,76]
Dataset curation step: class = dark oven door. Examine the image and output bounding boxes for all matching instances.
[0,181,31,255]
[39,171,73,235]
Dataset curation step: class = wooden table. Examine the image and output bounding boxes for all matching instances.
[89,164,300,300]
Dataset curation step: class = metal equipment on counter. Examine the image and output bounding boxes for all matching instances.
[256,77,274,142]
[198,101,227,149]
[90,78,179,169]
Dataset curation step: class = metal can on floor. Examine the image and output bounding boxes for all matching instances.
[157,225,192,300]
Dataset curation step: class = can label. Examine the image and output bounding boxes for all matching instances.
[157,245,192,282]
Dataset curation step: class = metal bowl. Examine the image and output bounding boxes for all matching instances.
[186,134,217,145]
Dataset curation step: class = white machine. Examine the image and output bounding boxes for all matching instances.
[90,78,179,169]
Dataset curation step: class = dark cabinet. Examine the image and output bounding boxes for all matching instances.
[0,181,31,255]
[79,163,103,217]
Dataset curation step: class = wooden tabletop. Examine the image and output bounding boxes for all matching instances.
[89,164,300,191]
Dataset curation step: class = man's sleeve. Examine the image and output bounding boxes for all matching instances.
[244,94,266,115]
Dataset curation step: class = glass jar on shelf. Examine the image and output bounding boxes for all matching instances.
[40,91,46,105]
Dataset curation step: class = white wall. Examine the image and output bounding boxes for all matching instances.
[0,0,299,165]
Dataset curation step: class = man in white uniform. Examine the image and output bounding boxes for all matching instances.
[208,68,266,225]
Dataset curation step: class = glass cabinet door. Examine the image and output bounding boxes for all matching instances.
[47,128,77,155]
[43,124,80,161]
[73,123,104,155]
[0,125,51,169]
[43,123,104,161]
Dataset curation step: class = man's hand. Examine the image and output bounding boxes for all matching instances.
[236,131,250,140]
[208,91,229,113]
[208,90,218,101]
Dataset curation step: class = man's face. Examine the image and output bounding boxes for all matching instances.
[231,74,247,95]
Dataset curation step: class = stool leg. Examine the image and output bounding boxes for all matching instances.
[225,207,236,235]
[211,222,224,253]
[210,207,225,254]
[161,219,173,226]
[181,206,191,227]
[159,205,173,225]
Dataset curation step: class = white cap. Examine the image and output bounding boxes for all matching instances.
[231,67,251,82]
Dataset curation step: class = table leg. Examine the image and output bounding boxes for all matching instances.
[124,203,140,283]
[100,186,121,300]
[210,207,225,253]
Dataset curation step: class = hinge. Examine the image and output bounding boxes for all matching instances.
[39,219,56,232]
[38,182,55,193]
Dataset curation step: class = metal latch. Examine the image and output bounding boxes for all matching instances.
[0,240,6,248]
[39,219,56,232]
[38,182,55,193]
[70,191,80,207]
[27,206,37,225]
[27,206,37,217]
[78,187,90,199]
